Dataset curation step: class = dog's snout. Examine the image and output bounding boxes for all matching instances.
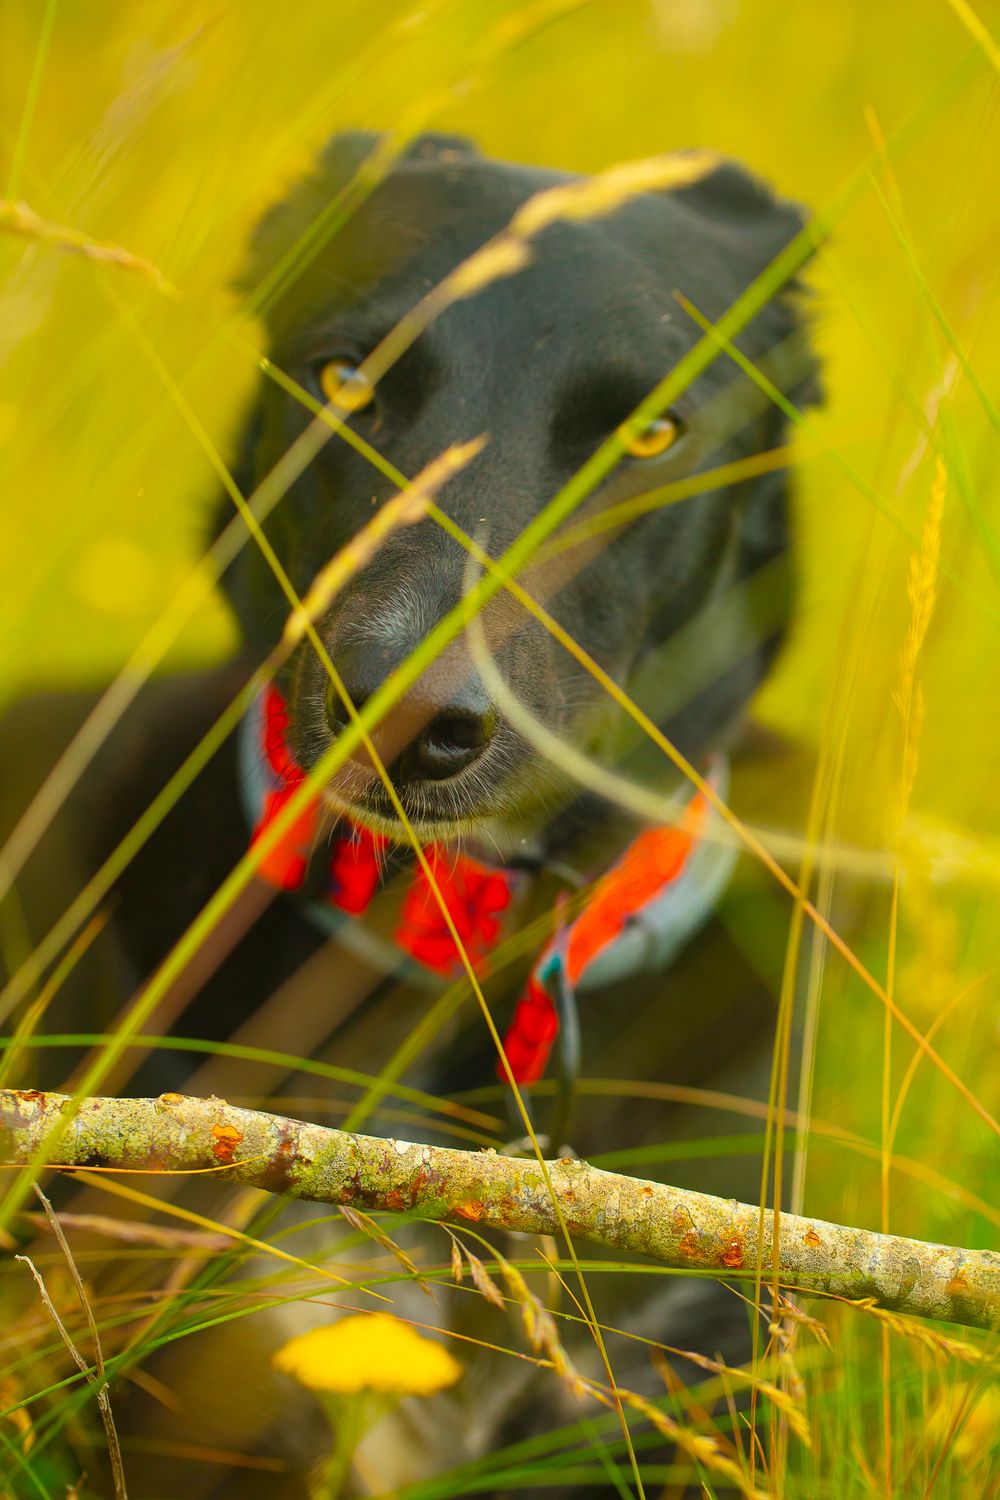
[324,636,395,730]
[324,634,495,784]
[399,690,496,783]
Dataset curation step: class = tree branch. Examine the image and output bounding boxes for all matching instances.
[2,1088,997,1332]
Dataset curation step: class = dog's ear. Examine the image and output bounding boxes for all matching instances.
[663,154,821,406]
[663,158,820,699]
[391,131,482,164]
[238,132,379,293]
[316,128,481,176]
[240,130,481,295]
[667,153,811,281]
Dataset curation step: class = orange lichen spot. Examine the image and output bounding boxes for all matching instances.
[947,1273,970,1296]
[672,1207,691,1233]
[454,1200,487,1222]
[15,1090,44,1104]
[640,1185,654,1197]
[159,1092,184,1106]
[721,1235,744,1269]
[210,1123,243,1164]
[678,1230,702,1259]
[803,1227,822,1248]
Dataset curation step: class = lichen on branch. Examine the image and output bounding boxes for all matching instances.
[2,1087,997,1332]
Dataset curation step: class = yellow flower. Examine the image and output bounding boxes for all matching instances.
[273,1313,463,1397]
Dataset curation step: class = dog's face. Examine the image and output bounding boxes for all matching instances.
[222,133,817,844]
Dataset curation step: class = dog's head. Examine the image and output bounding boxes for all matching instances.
[220,132,818,844]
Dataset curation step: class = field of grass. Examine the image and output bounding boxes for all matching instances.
[1,1,999,1496]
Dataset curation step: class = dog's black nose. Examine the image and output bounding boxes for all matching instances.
[324,639,495,783]
[398,695,496,782]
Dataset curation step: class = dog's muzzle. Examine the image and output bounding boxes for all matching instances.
[322,633,496,787]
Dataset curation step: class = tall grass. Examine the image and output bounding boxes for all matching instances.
[1,1,998,1497]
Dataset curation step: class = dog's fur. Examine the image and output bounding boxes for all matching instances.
[0,134,818,1497]
[226,132,815,842]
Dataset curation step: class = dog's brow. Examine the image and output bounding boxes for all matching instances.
[289,305,441,368]
[284,311,391,357]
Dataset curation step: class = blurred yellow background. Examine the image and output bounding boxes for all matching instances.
[2,6,999,929]
[2,6,999,1484]
[2,1,997,821]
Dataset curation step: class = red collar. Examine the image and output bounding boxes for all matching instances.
[248,684,516,973]
[243,684,732,1085]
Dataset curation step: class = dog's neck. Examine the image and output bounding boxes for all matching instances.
[237,682,737,1085]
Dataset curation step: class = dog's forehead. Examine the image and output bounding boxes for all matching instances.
[370,156,572,249]
[259,156,734,347]
[333,170,615,286]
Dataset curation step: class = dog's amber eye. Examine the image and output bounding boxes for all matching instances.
[319,359,375,413]
[624,414,679,459]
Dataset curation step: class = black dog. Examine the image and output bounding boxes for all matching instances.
[229,132,812,831]
[1,133,818,1497]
